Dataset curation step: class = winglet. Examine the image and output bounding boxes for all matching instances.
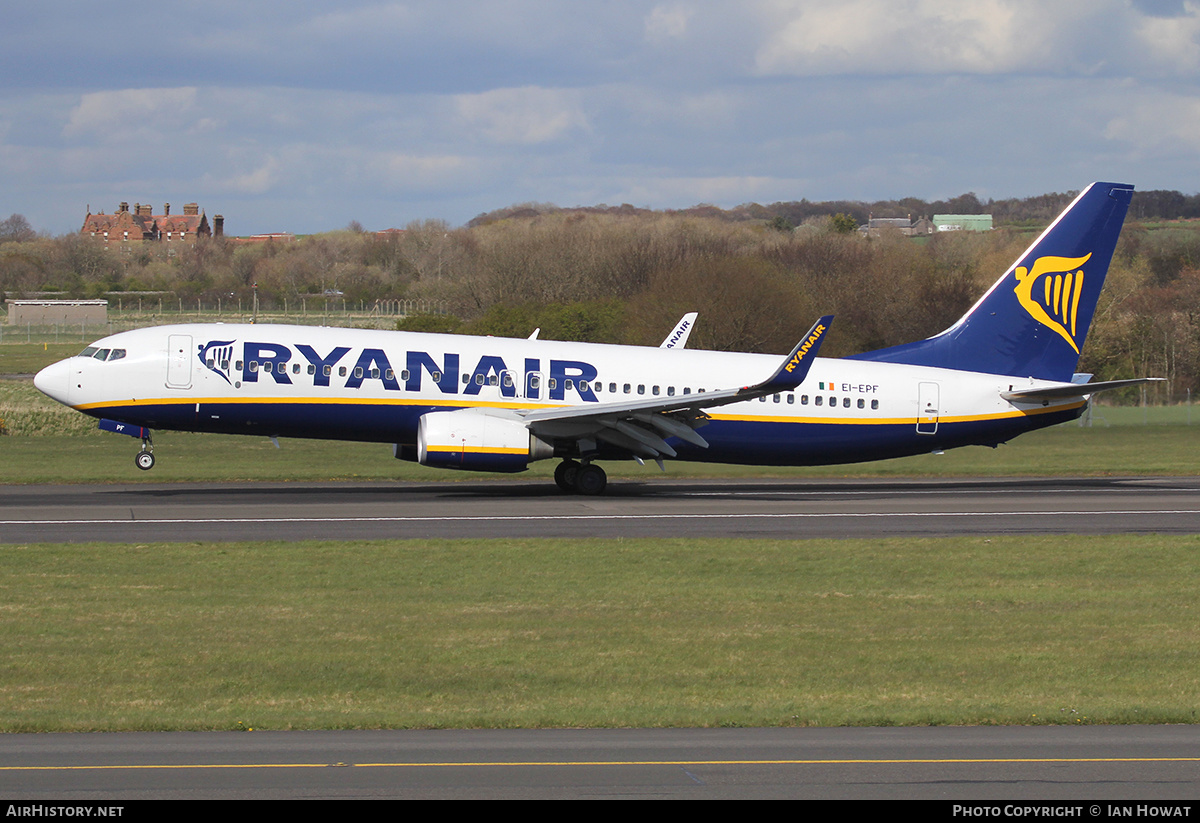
[660,312,698,348]
[753,315,833,394]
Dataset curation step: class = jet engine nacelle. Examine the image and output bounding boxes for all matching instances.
[417,408,552,472]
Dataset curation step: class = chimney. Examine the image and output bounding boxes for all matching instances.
[214,215,224,238]
[163,203,170,216]
[119,202,129,213]
[183,203,199,216]
[136,203,152,216]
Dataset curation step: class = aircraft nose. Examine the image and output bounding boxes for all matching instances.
[34,359,73,406]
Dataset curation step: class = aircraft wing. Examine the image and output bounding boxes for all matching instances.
[1001,377,1165,403]
[519,316,832,459]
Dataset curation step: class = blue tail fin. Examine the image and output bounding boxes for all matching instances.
[849,182,1134,381]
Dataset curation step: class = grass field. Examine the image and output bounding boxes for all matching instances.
[1,535,1197,732]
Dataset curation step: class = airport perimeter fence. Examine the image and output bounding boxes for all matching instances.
[0,297,450,345]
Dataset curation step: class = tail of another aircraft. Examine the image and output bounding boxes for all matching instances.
[850,182,1134,381]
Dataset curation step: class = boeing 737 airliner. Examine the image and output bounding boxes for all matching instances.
[34,182,1158,494]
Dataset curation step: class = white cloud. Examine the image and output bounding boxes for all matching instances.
[621,174,789,206]
[1133,2,1200,72]
[64,88,201,140]
[1104,89,1200,154]
[645,3,692,42]
[455,87,588,144]
[753,0,1116,76]
[223,155,282,195]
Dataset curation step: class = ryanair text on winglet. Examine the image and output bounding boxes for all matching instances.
[783,323,827,373]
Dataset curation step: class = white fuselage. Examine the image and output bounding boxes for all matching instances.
[34,323,1084,468]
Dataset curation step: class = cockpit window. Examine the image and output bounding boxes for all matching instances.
[107,349,126,361]
[93,348,111,361]
[79,346,99,358]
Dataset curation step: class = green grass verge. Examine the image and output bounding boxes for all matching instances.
[1,535,1197,731]
[3,418,1199,483]
[0,423,1198,483]
[0,342,82,375]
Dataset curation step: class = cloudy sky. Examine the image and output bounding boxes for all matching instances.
[2,1,1198,235]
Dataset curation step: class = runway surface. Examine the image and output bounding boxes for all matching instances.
[2,726,1199,800]
[3,475,1200,543]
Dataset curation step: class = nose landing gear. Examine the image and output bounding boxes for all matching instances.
[98,419,156,471]
[135,438,155,471]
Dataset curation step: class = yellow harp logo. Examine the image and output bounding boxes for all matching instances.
[1013,254,1092,353]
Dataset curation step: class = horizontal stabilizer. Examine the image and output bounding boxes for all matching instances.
[1002,377,1165,403]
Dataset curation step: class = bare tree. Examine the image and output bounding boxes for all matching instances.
[0,214,35,244]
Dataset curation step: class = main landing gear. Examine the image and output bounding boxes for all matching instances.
[554,459,607,495]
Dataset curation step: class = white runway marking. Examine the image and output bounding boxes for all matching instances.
[6,509,1200,526]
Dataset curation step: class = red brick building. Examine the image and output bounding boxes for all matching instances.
[81,202,221,248]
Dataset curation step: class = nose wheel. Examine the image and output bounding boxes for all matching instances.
[135,437,155,471]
